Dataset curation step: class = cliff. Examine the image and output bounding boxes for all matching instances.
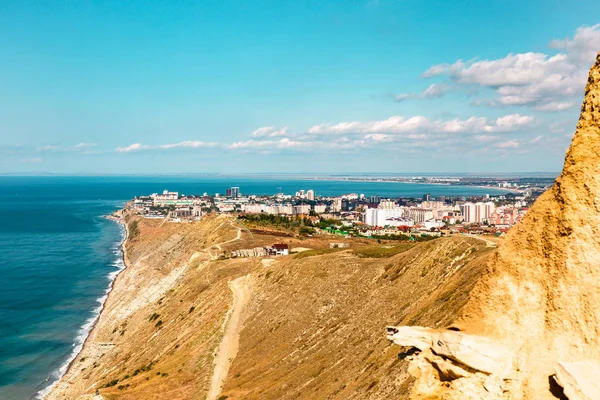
[388,53,600,399]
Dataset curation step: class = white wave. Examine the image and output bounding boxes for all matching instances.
[35,221,126,399]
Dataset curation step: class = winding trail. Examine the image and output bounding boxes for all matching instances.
[207,275,252,400]
[462,234,498,248]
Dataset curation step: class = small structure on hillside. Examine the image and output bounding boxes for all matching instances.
[269,244,289,256]
[230,243,289,258]
[330,242,350,249]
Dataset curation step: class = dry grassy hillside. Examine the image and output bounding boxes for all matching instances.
[45,211,496,399]
[46,215,255,399]
[222,237,494,400]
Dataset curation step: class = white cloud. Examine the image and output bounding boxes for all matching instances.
[116,143,151,153]
[474,135,500,142]
[249,126,288,138]
[364,133,394,142]
[396,83,450,101]
[35,143,99,154]
[496,140,520,149]
[116,141,218,153]
[529,135,543,144]
[533,101,574,111]
[307,113,533,135]
[549,24,600,65]
[159,141,218,149]
[420,24,599,111]
[230,137,314,150]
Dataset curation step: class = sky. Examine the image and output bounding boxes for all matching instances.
[1,0,599,175]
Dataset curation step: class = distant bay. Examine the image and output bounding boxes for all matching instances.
[0,175,506,399]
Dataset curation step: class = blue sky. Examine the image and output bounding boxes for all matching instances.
[1,0,599,174]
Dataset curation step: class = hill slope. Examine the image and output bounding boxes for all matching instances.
[45,213,494,399]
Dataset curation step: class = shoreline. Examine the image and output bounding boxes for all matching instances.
[37,210,129,399]
[308,177,523,194]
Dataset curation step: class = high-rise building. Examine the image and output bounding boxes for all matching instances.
[461,202,495,223]
[306,189,315,200]
[227,187,240,198]
[423,193,431,201]
[378,200,396,209]
[331,198,342,213]
[408,207,434,223]
[313,204,326,213]
[370,195,380,203]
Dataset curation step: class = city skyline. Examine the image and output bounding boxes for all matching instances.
[1,1,599,174]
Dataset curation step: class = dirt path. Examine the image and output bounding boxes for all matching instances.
[207,275,252,400]
[462,234,497,248]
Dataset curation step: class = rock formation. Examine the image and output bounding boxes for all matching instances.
[388,52,600,399]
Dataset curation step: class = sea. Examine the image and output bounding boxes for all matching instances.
[0,175,507,399]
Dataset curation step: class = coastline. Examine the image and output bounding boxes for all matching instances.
[308,177,523,194]
[37,210,129,399]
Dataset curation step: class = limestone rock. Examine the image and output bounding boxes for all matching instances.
[386,326,436,350]
[431,330,511,375]
[387,326,512,376]
[553,360,600,400]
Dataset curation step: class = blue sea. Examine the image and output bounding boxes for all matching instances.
[0,176,506,399]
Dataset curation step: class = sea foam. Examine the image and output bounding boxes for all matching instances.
[35,220,126,399]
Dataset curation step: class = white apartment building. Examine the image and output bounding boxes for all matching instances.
[364,207,406,227]
[241,204,265,214]
[378,199,396,209]
[331,198,343,213]
[408,207,434,223]
[384,217,414,227]
[420,201,444,209]
[306,190,315,200]
[313,204,326,213]
[294,204,310,215]
[152,190,179,206]
[461,202,495,223]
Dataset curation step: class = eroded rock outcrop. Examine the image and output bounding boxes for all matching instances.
[388,53,600,399]
[553,360,600,400]
[386,326,512,375]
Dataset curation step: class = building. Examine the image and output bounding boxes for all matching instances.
[421,201,444,209]
[313,204,326,214]
[294,204,310,215]
[383,217,414,227]
[408,207,434,223]
[378,199,396,209]
[241,204,265,214]
[152,190,179,206]
[423,193,431,201]
[461,202,495,223]
[306,190,315,200]
[226,187,240,198]
[330,242,350,249]
[271,244,289,256]
[331,198,343,213]
[364,207,406,227]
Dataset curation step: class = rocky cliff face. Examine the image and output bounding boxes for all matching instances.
[388,53,600,399]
